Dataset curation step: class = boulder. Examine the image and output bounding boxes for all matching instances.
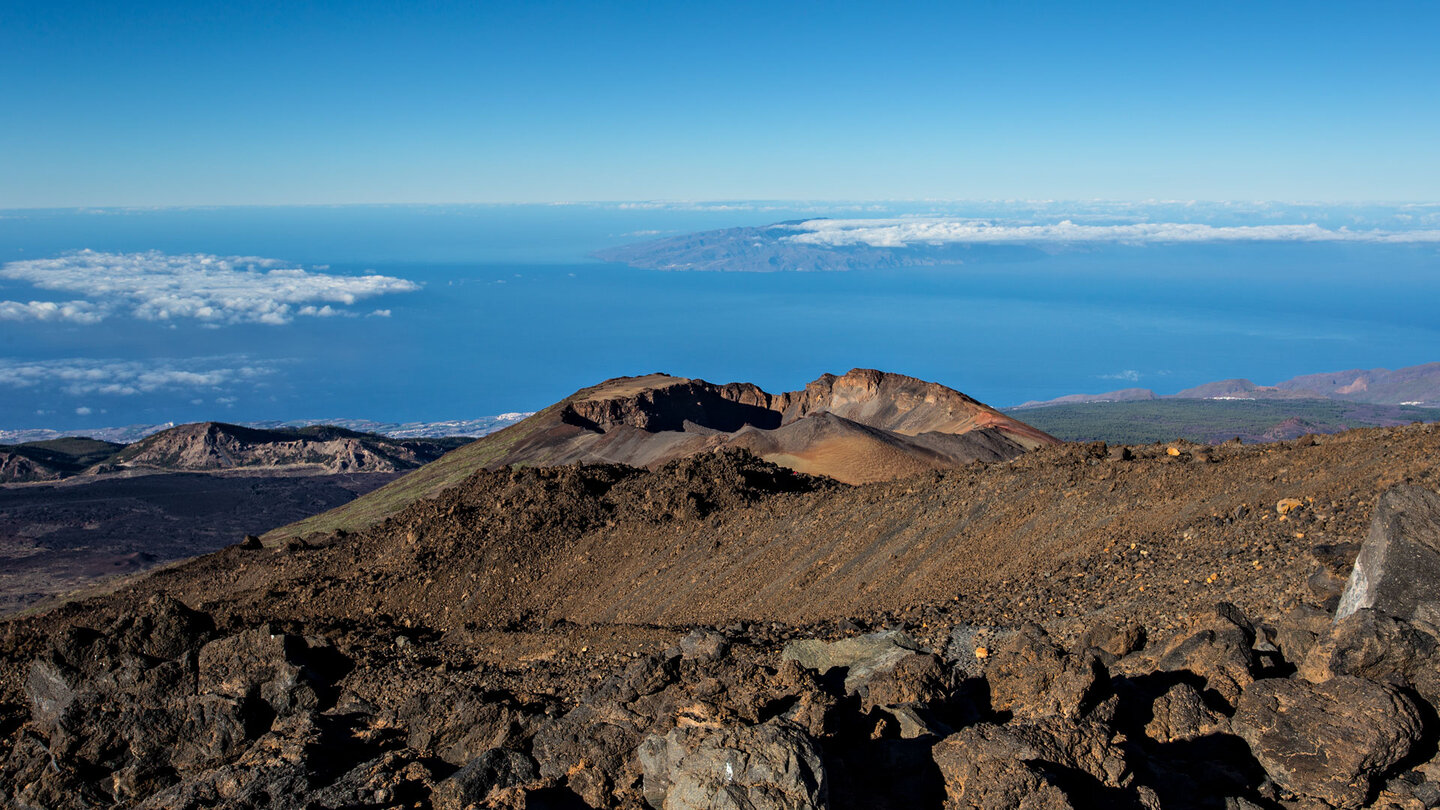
[1076,618,1146,662]
[781,631,923,694]
[1116,607,1256,708]
[432,748,538,810]
[1143,682,1228,744]
[932,723,1076,810]
[860,652,951,710]
[1232,675,1423,809]
[400,691,533,766]
[1267,605,1335,667]
[1298,608,1440,706]
[196,627,343,717]
[984,624,1107,721]
[771,659,844,738]
[639,720,828,810]
[1336,486,1440,623]
[677,629,731,663]
[107,593,214,662]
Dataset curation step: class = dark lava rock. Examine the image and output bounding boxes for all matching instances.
[1116,607,1256,709]
[676,628,730,662]
[1077,617,1146,662]
[197,626,326,716]
[1267,605,1334,667]
[985,623,1107,721]
[932,723,1076,809]
[1143,681,1228,744]
[1337,485,1440,623]
[432,748,539,810]
[1298,608,1440,706]
[1232,675,1423,809]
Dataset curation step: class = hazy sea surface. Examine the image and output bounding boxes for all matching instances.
[1,204,1437,431]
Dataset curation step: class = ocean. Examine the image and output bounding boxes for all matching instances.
[1,204,1437,431]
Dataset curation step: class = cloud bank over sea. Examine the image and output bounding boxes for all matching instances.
[0,356,275,397]
[0,250,419,325]
[779,218,1440,248]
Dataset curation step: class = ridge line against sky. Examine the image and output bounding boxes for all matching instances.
[3,1,1438,207]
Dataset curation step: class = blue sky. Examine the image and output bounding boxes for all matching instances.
[3,1,1439,207]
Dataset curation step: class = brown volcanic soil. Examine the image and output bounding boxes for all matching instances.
[5,422,1437,698]
[3,423,1440,809]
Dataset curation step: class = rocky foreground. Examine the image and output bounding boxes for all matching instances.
[3,424,1440,808]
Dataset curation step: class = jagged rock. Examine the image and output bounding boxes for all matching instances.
[984,623,1107,721]
[1337,486,1440,623]
[1144,682,1228,743]
[677,629,731,663]
[197,627,326,716]
[531,701,644,801]
[1077,618,1147,662]
[1116,607,1256,708]
[107,593,215,661]
[781,631,923,694]
[1232,675,1423,809]
[860,652,951,710]
[875,703,951,739]
[638,720,828,810]
[1298,608,1440,706]
[932,723,1076,810]
[1268,605,1335,667]
[20,617,243,803]
[307,751,438,809]
[771,659,844,738]
[432,748,539,810]
[530,654,685,802]
[400,691,533,766]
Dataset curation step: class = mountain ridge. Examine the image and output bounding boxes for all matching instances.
[267,369,1057,542]
[1014,361,1440,409]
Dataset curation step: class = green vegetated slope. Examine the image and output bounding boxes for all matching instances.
[1006,397,1440,444]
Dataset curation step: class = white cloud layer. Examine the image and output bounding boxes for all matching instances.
[0,299,105,324]
[0,250,419,325]
[780,218,1440,248]
[0,357,274,396]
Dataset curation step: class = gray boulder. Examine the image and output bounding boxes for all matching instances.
[781,631,922,694]
[1336,486,1440,622]
[639,721,828,810]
